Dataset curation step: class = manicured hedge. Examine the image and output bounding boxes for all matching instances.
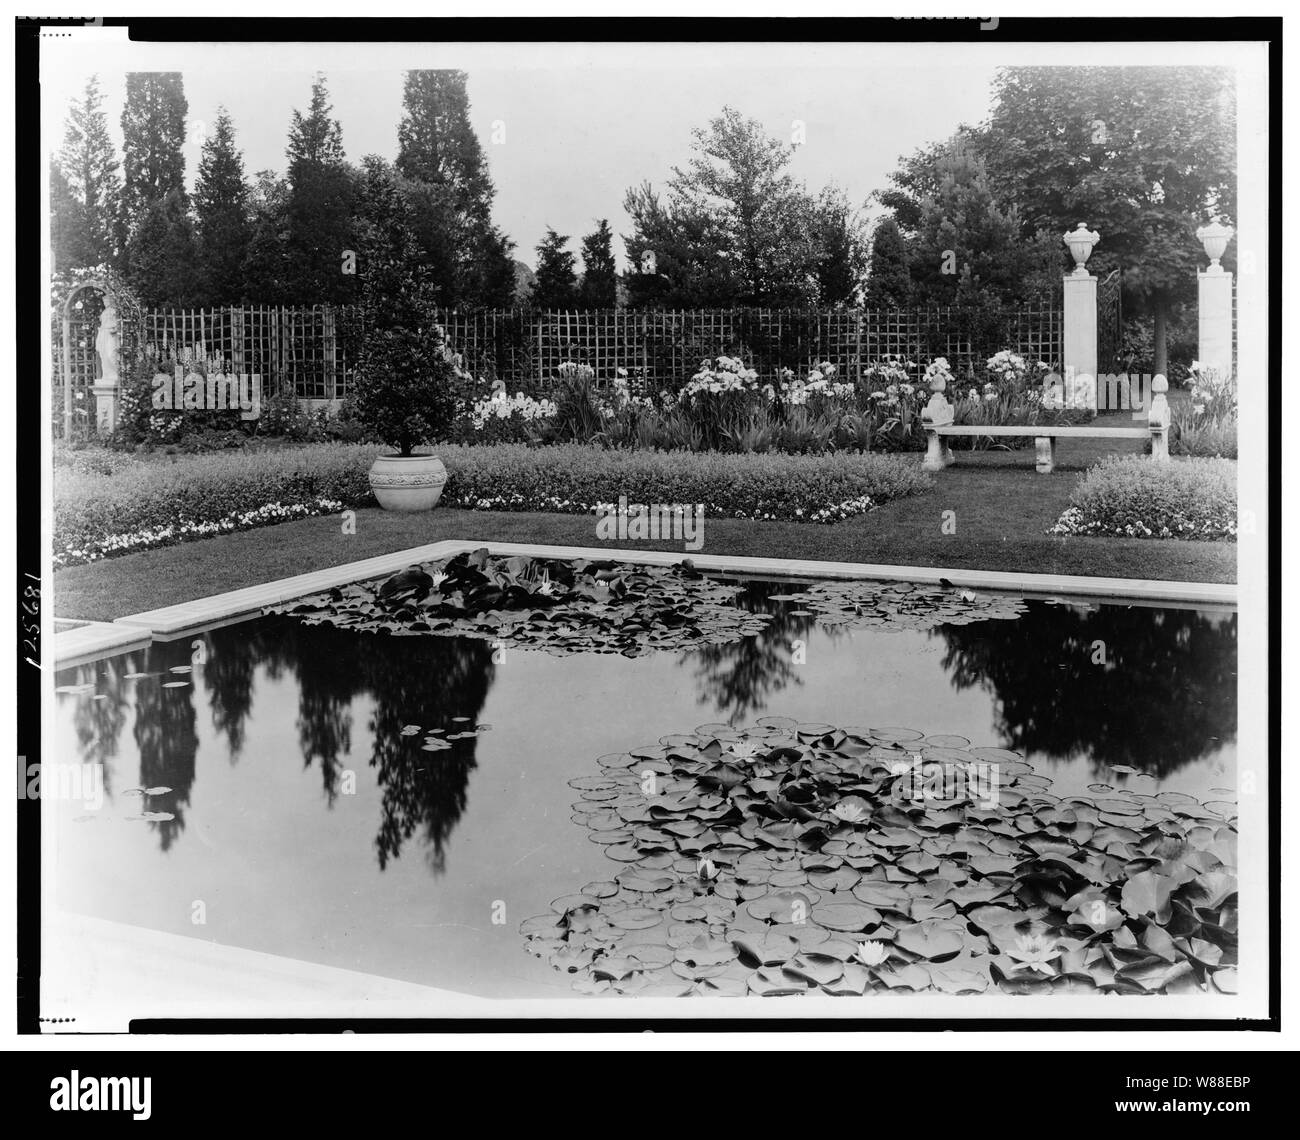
[54,442,932,567]
[1047,456,1238,541]
[54,444,382,566]
[437,444,932,522]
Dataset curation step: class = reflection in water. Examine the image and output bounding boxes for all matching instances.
[58,619,495,872]
[684,581,827,725]
[55,592,1236,874]
[935,602,1237,776]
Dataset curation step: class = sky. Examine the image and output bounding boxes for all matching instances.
[42,37,1004,266]
[40,35,1253,269]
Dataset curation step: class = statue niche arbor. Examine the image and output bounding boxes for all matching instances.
[57,276,140,440]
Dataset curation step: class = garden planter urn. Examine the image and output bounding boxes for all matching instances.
[368,453,448,512]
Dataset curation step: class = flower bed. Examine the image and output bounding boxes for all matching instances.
[1046,456,1238,541]
[54,442,932,568]
[437,444,931,523]
[54,444,381,567]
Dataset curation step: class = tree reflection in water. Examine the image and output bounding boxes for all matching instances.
[934,601,1237,777]
[58,618,495,873]
[684,580,827,725]
[205,620,496,873]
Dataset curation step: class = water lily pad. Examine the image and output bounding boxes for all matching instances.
[606,907,665,931]
[729,930,799,967]
[529,715,1237,999]
[811,901,881,933]
[748,966,805,996]
[895,920,966,960]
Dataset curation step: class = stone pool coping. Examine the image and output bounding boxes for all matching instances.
[53,539,1237,664]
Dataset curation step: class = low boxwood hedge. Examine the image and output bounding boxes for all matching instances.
[54,443,933,567]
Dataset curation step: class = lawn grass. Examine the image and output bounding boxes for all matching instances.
[53,427,1235,622]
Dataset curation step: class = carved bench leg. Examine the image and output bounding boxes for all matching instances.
[1035,436,1056,474]
[1150,426,1169,462]
[923,428,950,472]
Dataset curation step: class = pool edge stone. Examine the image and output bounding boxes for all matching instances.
[90,539,1237,653]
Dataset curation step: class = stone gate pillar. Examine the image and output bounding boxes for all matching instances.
[1062,223,1100,410]
[1196,221,1235,379]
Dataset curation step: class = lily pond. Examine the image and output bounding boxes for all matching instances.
[51,551,1239,1001]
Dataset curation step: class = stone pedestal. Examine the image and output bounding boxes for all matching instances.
[1197,269,1234,379]
[920,377,955,472]
[91,382,118,436]
[1063,272,1098,386]
[1147,374,1170,463]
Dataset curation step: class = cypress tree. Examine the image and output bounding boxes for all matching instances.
[53,74,120,269]
[193,108,251,305]
[283,74,358,305]
[864,217,913,309]
[578,219,618,309]
[531,229,578,309]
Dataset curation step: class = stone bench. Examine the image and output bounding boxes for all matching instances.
[921,374,1172,474]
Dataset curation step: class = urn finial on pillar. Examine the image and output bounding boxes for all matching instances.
[1064,223,1100,277]
[1196,219,1235,274]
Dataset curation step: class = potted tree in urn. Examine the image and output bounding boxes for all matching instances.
[351,165,471,510]
[353,320,468,510]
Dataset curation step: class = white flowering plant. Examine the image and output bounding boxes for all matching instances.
[984,350,1049,393]
[780,361,856,407]
[675,356,766,450]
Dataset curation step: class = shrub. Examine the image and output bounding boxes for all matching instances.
[1046,455,1237,541]
[352,323,469,456]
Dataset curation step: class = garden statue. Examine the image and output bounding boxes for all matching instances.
[95,300,119,386]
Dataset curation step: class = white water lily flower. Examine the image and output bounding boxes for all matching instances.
[1008,933,1061,975]
[728,740,764,762]
[534,576,556,597]
[855,940,889,967]
[430,571,449,590]
[697,857,719,881]
[831,796,870,824]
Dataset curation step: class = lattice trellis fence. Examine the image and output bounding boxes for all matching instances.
[53,299,1066,427]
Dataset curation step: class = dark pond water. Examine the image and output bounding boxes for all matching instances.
[51,583,1237,998]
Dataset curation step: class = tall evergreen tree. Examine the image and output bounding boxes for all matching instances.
[53,74,120,269]
[193,108,251,305]
[813,187,867,306]
[118,72,193,295]
[119,72,189,241]
[50,162,87,274]
[532,228,578,309]
[623,108,834,307]
[395,69,514,307]
[863,217,913,309]
[283,74,358,304]
[241,169,291,303]
[906,145,1054,307]
[396,70,493,203]
[577,219,618,309]
[122,190,198,307]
